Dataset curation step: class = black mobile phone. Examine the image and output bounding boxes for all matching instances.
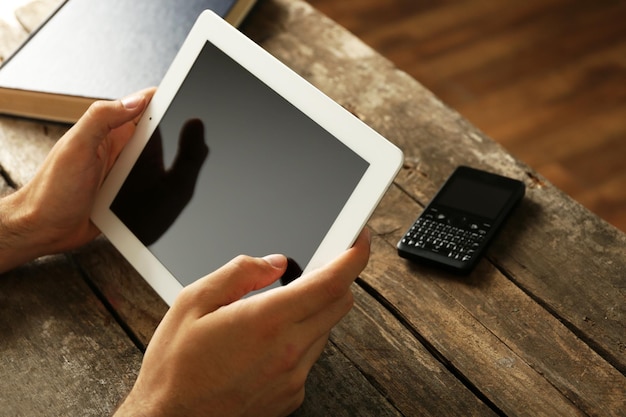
[397,166,525,273]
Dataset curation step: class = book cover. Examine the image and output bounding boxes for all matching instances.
[0,0,257,123]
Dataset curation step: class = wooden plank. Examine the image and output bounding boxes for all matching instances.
[295,341,403,417]
[0,118,66,187]
[71,239,167,348]
[576,167,626,233]
[368,186,626,416]
[311,0,507,57]
[360,235,587,416]
[506,104,626,169]
[459,39,626,147]
[0,255,142,416]
[331,285,498,416]
[417,1,626,94]
[517,103,626,232]
[309,0,626,235]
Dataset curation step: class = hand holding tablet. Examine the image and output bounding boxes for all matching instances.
[91,10,403,305]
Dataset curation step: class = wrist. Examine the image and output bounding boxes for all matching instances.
[0,190,44,272]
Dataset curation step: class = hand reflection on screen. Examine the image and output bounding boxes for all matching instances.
[111,119,209,245]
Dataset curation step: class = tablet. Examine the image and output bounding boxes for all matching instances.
[92,10,403,306]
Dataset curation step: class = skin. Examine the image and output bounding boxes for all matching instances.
[0,90,371,416]
[116,230,369,417]
[0,88,155,272]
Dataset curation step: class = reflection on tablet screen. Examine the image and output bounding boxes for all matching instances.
[111,42,369,288]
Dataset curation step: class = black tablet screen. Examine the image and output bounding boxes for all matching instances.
[111,42,369,287]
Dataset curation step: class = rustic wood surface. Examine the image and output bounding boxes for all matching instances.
[0,255,142,416]
[309,0,626,234]
[0,0,624,416]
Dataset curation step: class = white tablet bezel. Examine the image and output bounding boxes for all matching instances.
[92,10,403,306]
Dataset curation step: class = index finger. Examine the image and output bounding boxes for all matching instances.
[267,228,371,322]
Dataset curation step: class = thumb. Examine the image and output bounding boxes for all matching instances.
[182,254,288,317]
[78,89,154,140]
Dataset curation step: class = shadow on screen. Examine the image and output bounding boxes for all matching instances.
[111,118,209,245]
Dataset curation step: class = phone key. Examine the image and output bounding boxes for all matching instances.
[403,213,488,262]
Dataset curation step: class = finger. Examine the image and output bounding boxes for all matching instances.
[297,286,354,341]
[73,87,155,151]
[268,228,370,323]
[179,254,288,316]
[130,87,157,124]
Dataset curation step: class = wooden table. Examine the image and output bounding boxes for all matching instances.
[1,1,624,415]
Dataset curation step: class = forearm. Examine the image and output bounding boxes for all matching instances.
[0,190,45,273]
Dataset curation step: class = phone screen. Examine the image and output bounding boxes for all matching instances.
[436,177,515,220]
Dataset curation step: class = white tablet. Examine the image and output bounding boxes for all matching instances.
[92,10,403,306]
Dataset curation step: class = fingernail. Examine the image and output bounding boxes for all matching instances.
[263,254,287,269]
[121,93,144,110]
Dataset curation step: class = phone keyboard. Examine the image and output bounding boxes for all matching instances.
[400,209,490,263]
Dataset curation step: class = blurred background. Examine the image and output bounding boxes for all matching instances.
[2,0,625,232]
[309,0,626,233]
[0,0,27,24]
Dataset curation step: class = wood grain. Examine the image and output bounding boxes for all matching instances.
[241,2,625,414]
[0,256,142,416]
[308,0,626,232]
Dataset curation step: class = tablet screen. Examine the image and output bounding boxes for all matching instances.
[110,41,369,287]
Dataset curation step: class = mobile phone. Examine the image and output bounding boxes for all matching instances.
[397,166,525,273]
